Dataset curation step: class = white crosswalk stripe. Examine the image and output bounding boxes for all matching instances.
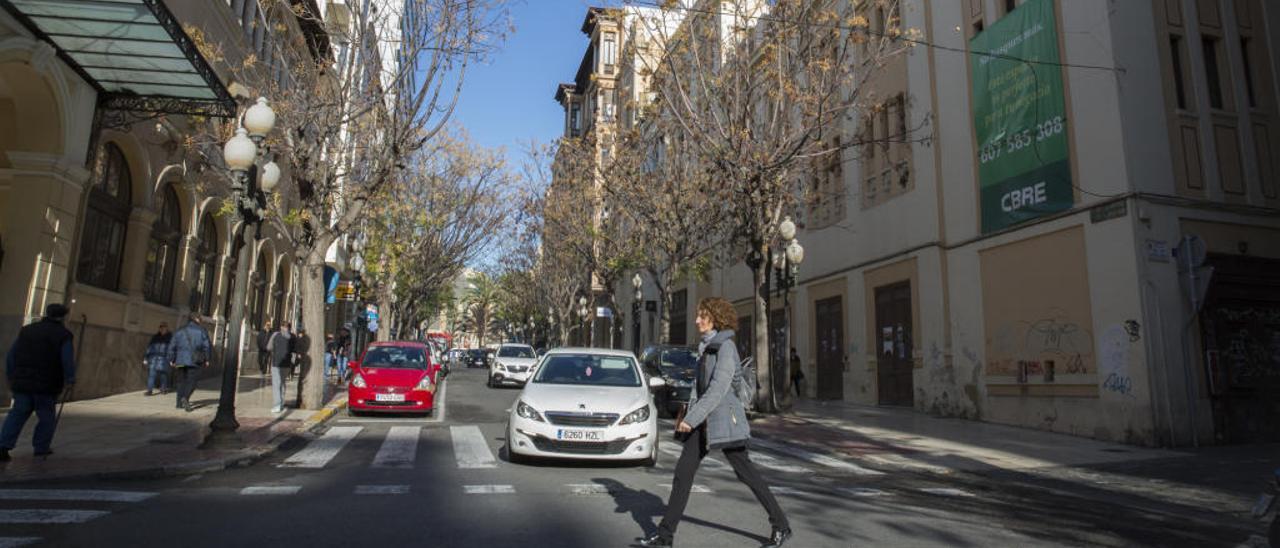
[564,484,612,495]
[751,438,885,476]
[240,486,302,496]
[355,485,410,495]
[0,510,109,524]
[464,485,515,494]
[0,490,156,503]
[658,483,712,493]
[372,426,420,469]
[839,487,891,497]
[658,441,729,470]
[451,425,498,469]
[917,487,975,497]
[749,451,810,474]
[280,426,362,468]
[0,538,40,548]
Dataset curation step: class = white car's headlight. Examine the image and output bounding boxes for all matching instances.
[496,362,507,371]
[516,400,544,422]
[415,375,435,392]
[618,405,650,425]
[351,374,367,388]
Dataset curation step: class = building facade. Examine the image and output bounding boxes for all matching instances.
[610,0,1280,446]
[0,0,335,402]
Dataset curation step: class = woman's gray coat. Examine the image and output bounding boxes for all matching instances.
[682,329,751,449]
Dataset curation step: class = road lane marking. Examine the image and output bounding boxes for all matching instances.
[0,510,109,524]
[240,486,303,495]
[464,485,515,494]
[917,487,975,497]
[564,484,612,495]
[0,490,156,503]
[372,426,420,469]
[839,487,890,497]
[355,485,410,495]
[751,438,885,476]
[749,451,810,474]
[451,425,498,469]
[0,538,40,548]
[658,483,712,493]
[279,426,362,468]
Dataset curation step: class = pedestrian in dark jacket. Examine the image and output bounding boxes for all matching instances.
[0,303,76,461]
[266,322,294,413]
[256,327,272,375]
[168,315,211,412]
[641,297,791,548]
[789,348,804,397]
[143,323,172,396]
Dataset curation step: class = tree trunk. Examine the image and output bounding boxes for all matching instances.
[751,254,777,413]
[300,245,332,410]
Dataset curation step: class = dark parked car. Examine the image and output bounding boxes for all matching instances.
[466,349,490,369]
[639,344,698,418]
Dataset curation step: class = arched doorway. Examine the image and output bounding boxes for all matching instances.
[190,214,218,315]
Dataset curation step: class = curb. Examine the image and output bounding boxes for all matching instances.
[1,397,348,485]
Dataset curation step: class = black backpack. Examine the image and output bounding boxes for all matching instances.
[705,340,757,412]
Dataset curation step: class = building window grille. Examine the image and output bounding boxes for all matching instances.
[76,144,132,291]
[143,185,182,306]
[191,214,219,315]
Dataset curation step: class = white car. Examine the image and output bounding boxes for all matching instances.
[507,348,664,466]
[488,343,538,388]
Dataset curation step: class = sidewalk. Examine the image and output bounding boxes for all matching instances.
[0,369,345,484]
[751,398,1279,515]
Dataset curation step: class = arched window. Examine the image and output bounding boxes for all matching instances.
[190,214,219,315]
[271,263,287,328]
[251,253,269,330]
[142,185,181,305]
[222,227,245,319]
[76,143,132,290]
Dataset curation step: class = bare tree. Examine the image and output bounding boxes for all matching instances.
[361,129,512,339]
[633,0,912,411]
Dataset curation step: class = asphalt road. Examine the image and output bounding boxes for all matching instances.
[0,367,1263,547]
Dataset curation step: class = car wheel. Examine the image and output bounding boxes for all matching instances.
[641,443,658,468]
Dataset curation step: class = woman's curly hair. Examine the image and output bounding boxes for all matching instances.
[696,297,737,332]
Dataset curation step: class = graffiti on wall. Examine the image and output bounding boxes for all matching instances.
[988,310,1095,379]
[1098,324,1135,397]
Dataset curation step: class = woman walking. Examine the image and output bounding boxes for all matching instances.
[143,323,172,396]
[640,297,792,548]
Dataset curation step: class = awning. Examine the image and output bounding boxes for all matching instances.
[0,0,236,117]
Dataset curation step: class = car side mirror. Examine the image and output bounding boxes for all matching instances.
[648,376,667,390]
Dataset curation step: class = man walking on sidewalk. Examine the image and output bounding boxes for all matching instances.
[168,315,211,412]
[0,303,76,461]
[266,322,294,413]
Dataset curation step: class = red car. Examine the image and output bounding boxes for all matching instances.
[348,341,441,415]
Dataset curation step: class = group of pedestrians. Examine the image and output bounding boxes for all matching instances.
[141,315,214,412]
[324,328,352,383]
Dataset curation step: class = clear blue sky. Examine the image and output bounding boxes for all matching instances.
[450,0,613,160]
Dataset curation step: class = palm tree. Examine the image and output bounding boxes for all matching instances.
[463,272,500,346]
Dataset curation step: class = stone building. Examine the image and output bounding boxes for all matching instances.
[607,0,1280,446]
[0,0,332,402]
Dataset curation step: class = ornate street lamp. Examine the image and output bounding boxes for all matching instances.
[578,296,590,347]
[631,273,644,354]
[207,98,277,448]
[771,216,804,410]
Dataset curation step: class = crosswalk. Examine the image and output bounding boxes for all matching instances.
[0,489,156,547]
[281,423,887,477]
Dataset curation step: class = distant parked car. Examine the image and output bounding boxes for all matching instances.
[639,344,698,418]
[347,341,441,416]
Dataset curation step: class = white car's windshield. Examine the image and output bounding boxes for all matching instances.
[532,354,641,387]
[498,346,536,359]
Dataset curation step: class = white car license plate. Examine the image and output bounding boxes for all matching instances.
[375,393,405,402]
[557,429,602,441]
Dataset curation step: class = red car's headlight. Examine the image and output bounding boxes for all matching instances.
[415,375,435,392]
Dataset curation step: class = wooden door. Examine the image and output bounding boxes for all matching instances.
[875,282,914,406]
[814,296,844,400]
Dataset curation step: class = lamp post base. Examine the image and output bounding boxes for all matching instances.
[202,414,244,450]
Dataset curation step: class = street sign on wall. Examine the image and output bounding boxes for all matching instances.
[336,281,356,301]
[970,0,1073,233]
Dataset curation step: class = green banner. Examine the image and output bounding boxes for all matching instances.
[970,0,1072,233]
